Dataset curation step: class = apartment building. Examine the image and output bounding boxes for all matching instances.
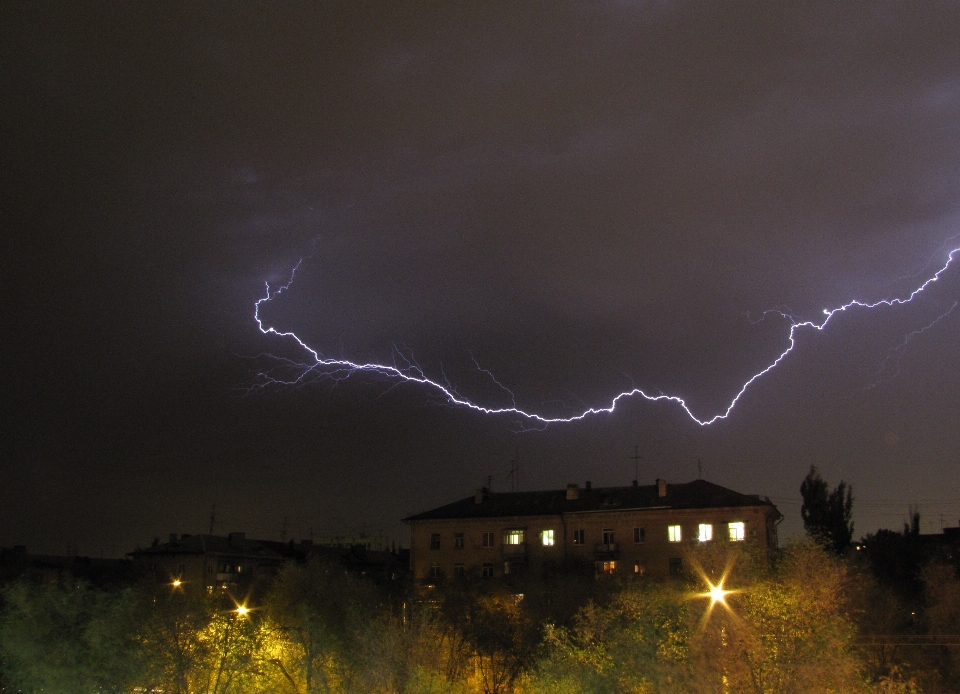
[404,478,781,581]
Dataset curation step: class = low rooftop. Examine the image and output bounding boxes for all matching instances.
[404,479,780,522]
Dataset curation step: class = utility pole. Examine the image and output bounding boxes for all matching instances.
[281,516,288,542]
[209,505,216,535]
[630,445,643,484]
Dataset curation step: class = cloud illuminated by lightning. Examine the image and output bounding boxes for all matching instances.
[253,248,960,427]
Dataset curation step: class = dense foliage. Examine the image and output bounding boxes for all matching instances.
[3,540,953,693]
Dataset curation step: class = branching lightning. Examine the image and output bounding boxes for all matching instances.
[253,248,960,427]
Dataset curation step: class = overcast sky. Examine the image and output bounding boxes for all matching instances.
[4,1,960,556]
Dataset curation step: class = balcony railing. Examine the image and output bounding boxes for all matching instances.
[503,542,527,556]
[594,543,619,555]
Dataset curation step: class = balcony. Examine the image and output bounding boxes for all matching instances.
[503,542,527,556]
[594,543,619,556]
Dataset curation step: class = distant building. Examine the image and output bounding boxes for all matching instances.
[129,532,286,597]
[404,479,782,581]
[0,545,133,586]
[128,532,410,597]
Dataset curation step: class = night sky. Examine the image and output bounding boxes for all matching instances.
[4,2,960,557]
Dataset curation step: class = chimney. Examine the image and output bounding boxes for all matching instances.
[657,479,667,497]
[169,533,178,544]
[585,480,592,491]
[566,483,579,500]
[474,488,487,504]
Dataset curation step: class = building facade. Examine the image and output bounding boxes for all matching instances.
[404,479,781,581]
[129,532,286,597]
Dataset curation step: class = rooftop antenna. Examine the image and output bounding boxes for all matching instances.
[281,516,288,542]
[629,446,643,484]
[698,458,703,480]
[507,447,520,492]
[208,505,216,535]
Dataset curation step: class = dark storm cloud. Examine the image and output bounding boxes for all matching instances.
[4,1,960,554]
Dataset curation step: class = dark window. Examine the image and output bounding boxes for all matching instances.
[669,557,683,575]
[504,561,511,575]
[453,563,465,577]
[602,529,615,545]
[430,533,441,550]
[633,527,645,543]
[573,529,585,545]
[482,562,494,578]
[429,563,442,579]
[482,531,495,547]
[454,532,464,549]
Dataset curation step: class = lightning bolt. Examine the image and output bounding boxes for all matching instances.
[252,248,960,427]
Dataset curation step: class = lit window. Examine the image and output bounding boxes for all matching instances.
[454,532,464,549]
[573,529,585,545]
[504,529,525,545]
[668,525,682,542]
[698,524,713,542]
[599,560,617,574]
[729,522,745,541]
[482,563,494,578]
[541,529,555,546]
[482,532,494,547]
[602,529,615,545]
[453,563,465,578]
[634,560,646,575]
[634,527,645,543]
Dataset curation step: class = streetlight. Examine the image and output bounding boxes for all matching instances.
[707,581,729,607]
[235,604,249,617]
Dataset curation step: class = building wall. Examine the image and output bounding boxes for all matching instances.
[408,504,778,581]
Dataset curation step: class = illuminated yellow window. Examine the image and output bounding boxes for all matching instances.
[668,525,682,542]
[541,529,555,546]
[504,529,525,545]
[728,522,745,541]
[600,560,617,574]
[698,524,713,542]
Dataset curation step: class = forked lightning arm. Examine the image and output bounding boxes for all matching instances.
[253,249,960,427]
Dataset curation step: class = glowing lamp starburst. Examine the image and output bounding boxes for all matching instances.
[708,582,729,606]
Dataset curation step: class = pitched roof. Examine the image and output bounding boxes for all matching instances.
[403,479,780,522]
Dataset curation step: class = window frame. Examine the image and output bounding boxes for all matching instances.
[728,521,746,541]
[668,525,682,542]
[504,528,525,545]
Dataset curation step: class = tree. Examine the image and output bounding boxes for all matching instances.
[0,580,144,694]
[800,465,854,554]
